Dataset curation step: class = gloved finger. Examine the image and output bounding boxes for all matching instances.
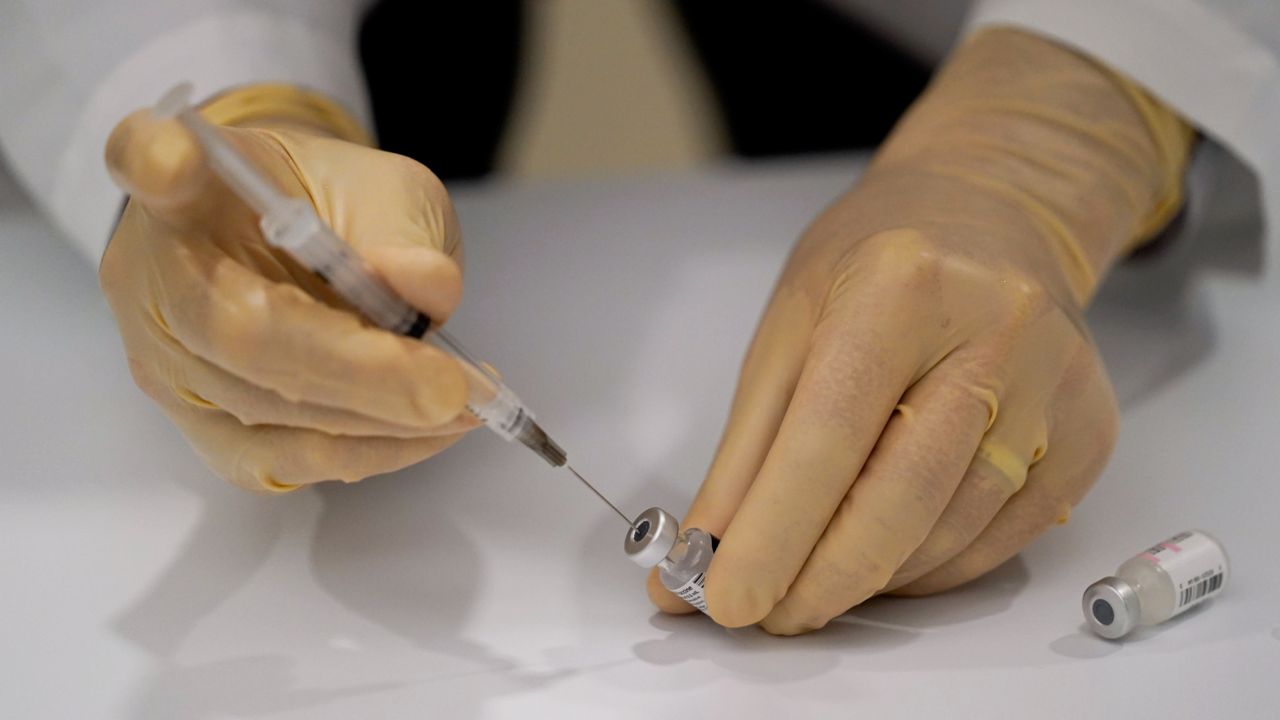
[158,338,477,438]
[104,109,248,229]
[645,290,815,613]
[879,449,1031,593]
[893,349,1116,595]
[364,245,464,326]
[756,361,993,635]
[703,298,923,628]
[877,303,1081,591]
[888,448,1076,595]
[879,394,1051,591]
[156,238,468,429]
[135,376,464,491]
[195,412,464,492]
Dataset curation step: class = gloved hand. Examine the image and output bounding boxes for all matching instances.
[100,85,477,493]
[648,28,1193,633]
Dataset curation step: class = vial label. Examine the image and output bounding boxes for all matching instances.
[1135,530,1227,613]
[672,571,709,613]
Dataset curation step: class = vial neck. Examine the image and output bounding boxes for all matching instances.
[659,533,693,572]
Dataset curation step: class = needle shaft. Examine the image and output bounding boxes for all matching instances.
[566,465,631,525]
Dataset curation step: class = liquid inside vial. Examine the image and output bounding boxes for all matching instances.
[657,528,715,613]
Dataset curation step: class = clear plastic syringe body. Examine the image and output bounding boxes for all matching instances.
[156,83,565,467]
[624,507,717,614]
[1083,529,1229,639]
[259,188,566,466]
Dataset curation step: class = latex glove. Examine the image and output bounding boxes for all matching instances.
[101,87,477,493]
[648,28,1193,633]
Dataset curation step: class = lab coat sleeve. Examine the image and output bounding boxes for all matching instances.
[966,0,1280,264]
[0,1,373,264]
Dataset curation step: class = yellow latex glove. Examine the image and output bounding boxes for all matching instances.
[648,28,1194,633]
[100,86,477,493]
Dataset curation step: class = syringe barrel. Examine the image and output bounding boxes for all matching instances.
[261,200,421,333]
[429,333,566,465]
[260,200,549,454]
[455,365,527,441]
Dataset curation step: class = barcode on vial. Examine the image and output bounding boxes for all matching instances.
[1179,572,1223,607]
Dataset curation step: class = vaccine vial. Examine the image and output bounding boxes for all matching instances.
[624,506,717,613]
[1083,530,1229,639]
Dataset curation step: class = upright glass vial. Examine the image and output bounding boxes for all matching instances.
[624,506,716,613]
[1083,529,1229,639]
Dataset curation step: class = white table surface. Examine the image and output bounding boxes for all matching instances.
[2,153,1278,719]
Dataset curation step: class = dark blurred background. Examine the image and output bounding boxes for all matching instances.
[360,0,934,181]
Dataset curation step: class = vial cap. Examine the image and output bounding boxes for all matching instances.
[1083,576,1142,639]
[624,506,679,568]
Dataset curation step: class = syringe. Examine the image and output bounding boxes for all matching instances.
[153,83,628,522]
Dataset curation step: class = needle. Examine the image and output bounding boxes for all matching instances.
[566,465,631,525]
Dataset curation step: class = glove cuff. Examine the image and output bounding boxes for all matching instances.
[1104,74,1196,251]
[199,83,373,147]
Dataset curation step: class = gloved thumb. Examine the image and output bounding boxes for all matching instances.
[364,244,464,325]
[105,108,221,225]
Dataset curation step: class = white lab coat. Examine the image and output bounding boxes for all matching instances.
[1,0,1276,266]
